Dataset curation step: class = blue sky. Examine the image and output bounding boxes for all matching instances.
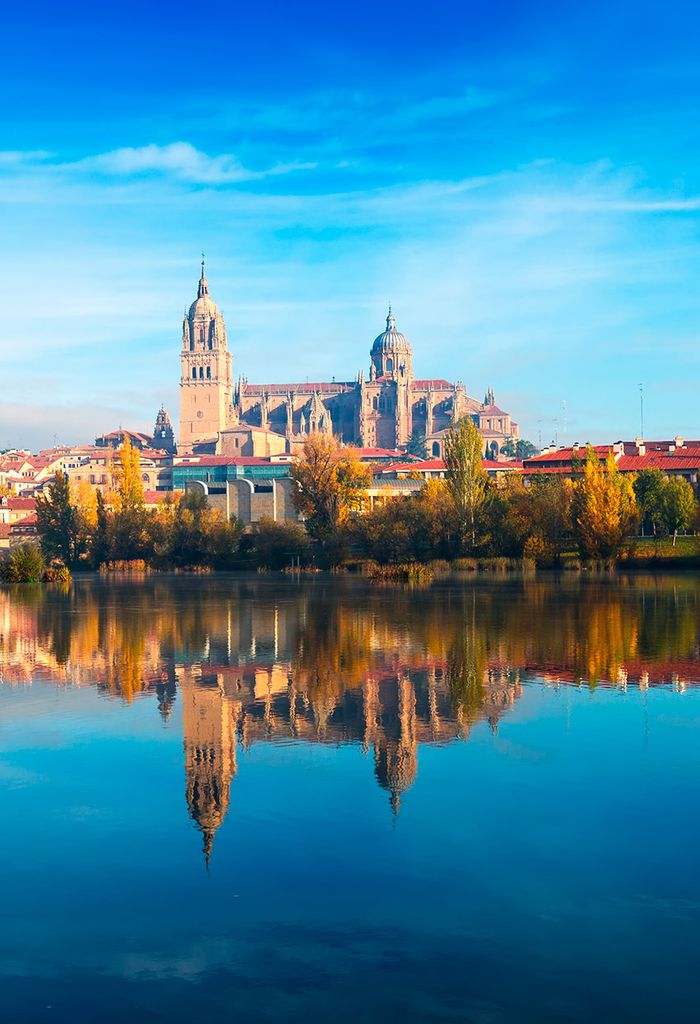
[2,0,700,449]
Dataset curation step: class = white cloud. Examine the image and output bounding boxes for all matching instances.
[69,142,317,185]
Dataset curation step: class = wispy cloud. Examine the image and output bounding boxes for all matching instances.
[0,143,317,186]
[70,142,318,184]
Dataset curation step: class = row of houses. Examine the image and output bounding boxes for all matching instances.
[2,436,700,550]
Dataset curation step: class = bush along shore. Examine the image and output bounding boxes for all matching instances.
[3,430,699,583]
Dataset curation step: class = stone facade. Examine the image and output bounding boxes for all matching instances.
[179,265,518,455]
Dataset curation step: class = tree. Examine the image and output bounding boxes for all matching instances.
[154,491,241,569]
[504,475,574,561]
[633,469,667,536]
[573,447,637,560]
[115,435,145,513]
[92,489,111,567]
[661,476,696,545]
[109,437,150,560]
[405,428,428,460]
[290,434,370,551]
[356,480,456,564]
[444,417,487,551]
[503,438,539,459]
[36,471,84,567]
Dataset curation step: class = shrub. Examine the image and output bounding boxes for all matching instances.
[523,534,556,567]
[1,544,46,583]
[242,517,310,571]
[43,561,72,583]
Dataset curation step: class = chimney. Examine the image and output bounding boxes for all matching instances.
[674,436,684,450]
[635,436,646,456]
[572,441,579,454]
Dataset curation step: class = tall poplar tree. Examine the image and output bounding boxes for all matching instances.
[444,417,487,551]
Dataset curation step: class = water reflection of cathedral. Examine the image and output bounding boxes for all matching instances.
[3,578,700,863]
[176,659,522,860]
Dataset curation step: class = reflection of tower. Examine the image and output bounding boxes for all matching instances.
[373,674,418,814]
[180,671,239,865]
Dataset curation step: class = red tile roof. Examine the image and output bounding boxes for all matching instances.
[412,379,453,389]
[4,497,37,510]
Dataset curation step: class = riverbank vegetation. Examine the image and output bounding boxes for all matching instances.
[4,430,698,580]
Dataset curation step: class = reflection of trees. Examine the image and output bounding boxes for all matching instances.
[2,573,700,700]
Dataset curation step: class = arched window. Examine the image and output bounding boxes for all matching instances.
[199,366,204,379]
[206,365,211,379]
[432,441,440,457]
[373,397,378,411]
[192,367,197,379]
[386,358,394,373]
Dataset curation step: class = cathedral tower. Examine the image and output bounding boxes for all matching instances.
[179,261,233,451]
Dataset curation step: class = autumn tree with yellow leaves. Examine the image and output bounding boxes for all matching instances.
[290,433,370,556]
[573,447,637,560]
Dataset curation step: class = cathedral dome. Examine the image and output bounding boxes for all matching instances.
[371,308,411,355]
[188,261,220,320]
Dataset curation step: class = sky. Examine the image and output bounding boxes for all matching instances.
[2,0,700,450]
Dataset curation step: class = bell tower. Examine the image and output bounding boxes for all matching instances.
[179,260,233,451]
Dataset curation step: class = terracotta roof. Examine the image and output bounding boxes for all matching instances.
[412,379,453,389]
[480,404,509,416]
[617,453,700,471]
[10,514,38,532]
[4,497,37,510]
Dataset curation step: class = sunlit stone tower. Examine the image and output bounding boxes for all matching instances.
[179,261,233,451]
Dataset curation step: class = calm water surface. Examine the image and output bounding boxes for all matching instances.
[1,574,699,1022]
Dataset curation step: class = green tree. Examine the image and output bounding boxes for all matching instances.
[36,471,84,568]
[573,448,637,560]
[405,428,428,460]
[503,438,539,459]
[92,489,111,567]
[290,434,370,554]
[661,476,696,545]
[444,417,487,551]
[633,468,667,536]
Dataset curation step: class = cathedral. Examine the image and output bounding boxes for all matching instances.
[179,262,518,456]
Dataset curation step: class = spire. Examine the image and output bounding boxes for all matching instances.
[202,827,215,871]
[386,304,395,331]
[198,254,209,298]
